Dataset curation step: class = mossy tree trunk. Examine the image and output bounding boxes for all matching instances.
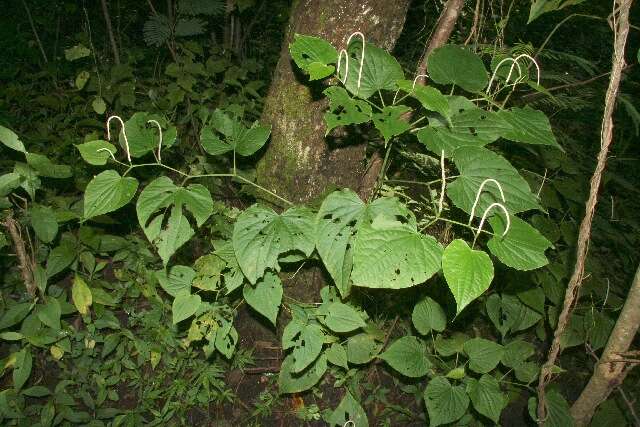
[256,0,410,204]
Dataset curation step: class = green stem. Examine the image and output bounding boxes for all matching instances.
[535,14,604,58]
[373,142,394,199]
[120,161,293,206]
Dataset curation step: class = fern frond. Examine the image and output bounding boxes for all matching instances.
[143,14,171,47]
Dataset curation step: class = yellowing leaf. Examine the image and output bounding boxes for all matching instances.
[72,275,92,315]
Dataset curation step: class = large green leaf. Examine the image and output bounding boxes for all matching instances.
[378,336,431,378]
[352,215,442,289]
[13,347,32,391]
[137,176,213,265]
[323,86,372,135]
[412,296,447,334]
[200,110,271,156]
[346,333,383,364]
[396,80,450,121]
[428,45,488,93]
[341,41,404,99]
[289,34,338,81]
[325,391,368,427]
[118,112,160,158]
[243,272,282,327]
[498,107,561,149]
[45,238,76,278]
[25,153,72,179]
[466,374,506,423]
[282,320,324,373]
[83,170,138,220]
[279,353,327,394]
[424,376,469,427]
[463,338,504,373]
[172,291,201,324]
[30,205,58,243]
[0,125,26,152]
[487,215,552,270]
[233,204,315,284]
[0,172,22,197]
[321,302,366,333]
[418,109,511,157]
[372,105,411,143]
[448,146,541,216]
[76,140,118,166]
[442,239,494,314]
[155,265,195,297]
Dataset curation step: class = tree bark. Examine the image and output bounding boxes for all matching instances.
[2,214,36,298]
[100,0,120,64]
[256,0,410,204]
[570,264,640,426]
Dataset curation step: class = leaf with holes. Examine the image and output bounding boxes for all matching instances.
[372,105,411,143]
[498,107,562,149]
[233,204,315,284]
[448,146,541,216]
[325,391,369,427]
[243,272,283,327]
[463,338,504,374]
[341,41,404,99]
[289,34,338,80]
[316,190,415,296]
[379,336,431,378]
[76,140,118,166]
[282,320,324,373]
[428,45,488,93]
[442,239,494,314]
[424,376,469,427]
[412,296,447,335]
[488,215,552,270]
[84,170,138,220]
[352,215,442,289]
[323,86,372,135]
[466,374,507,423]
[137,176,213,265]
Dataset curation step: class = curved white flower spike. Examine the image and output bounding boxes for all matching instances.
[147,119,163,163]
[438,150,446,215]
[342,421,355,427]
[486,57,522,94]
[337,48,349,84]
[106,115,131,164]
[468,178,506,224]
[412,74,429,90]
[513,54,541,86]
[476,202,510,238]
[346,31,366,94]
[96,147,117,162]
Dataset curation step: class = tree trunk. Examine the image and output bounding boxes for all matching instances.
[570,265,640,426]
[415,0,464,84]
[100,0,120,64]
[256,0,410,204]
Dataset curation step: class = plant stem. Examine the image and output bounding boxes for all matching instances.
[21,0,48,64]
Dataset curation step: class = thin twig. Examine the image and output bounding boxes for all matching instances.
[20,0,48,63]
